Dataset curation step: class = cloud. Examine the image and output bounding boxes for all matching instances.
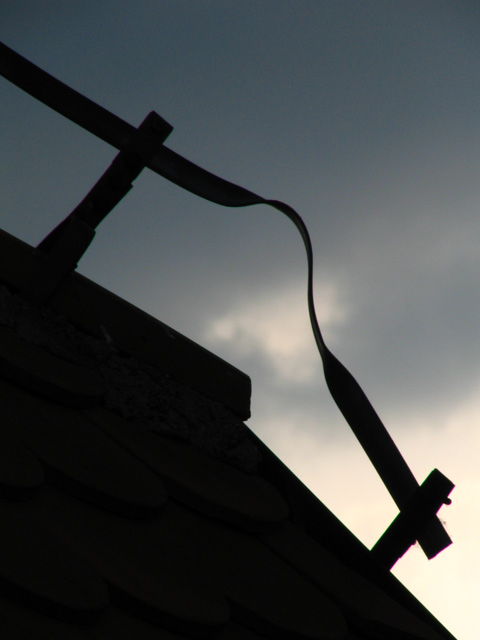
[204,279,349,385]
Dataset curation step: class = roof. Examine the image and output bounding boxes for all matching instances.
[0,228,456,640]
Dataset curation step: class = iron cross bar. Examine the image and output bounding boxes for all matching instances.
[1,42,453,561]
[371,469,454,568]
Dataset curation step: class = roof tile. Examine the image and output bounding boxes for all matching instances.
[0,379,167,518]
[85,405,288,531]
[0,324,106,407]
[0,595,89,639]
[20,484,231,638]
[148,502,348,640]
[86,605,199,640]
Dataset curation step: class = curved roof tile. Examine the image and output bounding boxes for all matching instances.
[0,379,167,518]
[0,325,106,407]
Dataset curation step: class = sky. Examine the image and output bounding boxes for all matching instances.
[1,2,480,638]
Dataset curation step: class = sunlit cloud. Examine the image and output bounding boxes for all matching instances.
[204,280,349,384]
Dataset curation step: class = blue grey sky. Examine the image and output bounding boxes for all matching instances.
[2,3,480,637]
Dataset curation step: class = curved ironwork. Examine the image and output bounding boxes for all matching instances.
[0,42,453,566]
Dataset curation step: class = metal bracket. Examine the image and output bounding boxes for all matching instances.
[371,468,454,569]
[22,111,172,305]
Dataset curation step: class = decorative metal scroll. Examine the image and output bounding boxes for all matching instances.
[0,42,454,567]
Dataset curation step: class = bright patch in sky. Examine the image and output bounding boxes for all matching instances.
[205,280,348,384]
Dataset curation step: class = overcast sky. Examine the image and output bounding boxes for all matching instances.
[2,3,480,638]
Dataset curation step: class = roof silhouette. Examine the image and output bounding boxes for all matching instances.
[0,228,456,640]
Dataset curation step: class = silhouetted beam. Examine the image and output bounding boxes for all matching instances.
[0,43,134,151]
[0,42,259,206]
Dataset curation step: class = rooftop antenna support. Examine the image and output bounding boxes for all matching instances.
[23,111,172,304]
